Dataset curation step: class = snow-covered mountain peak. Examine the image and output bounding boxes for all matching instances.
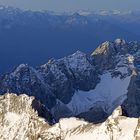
[109,106,122,119]
[9,64,35,79]
[0,93,56,139]
[12,64,29,72]
[91,39,140,71]
[77,10,91,16]
[65,13,89,25]
[71,50,86,57]
[61,50,92,70]
[114,38,126,46]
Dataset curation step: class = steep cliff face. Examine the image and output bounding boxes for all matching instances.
[122,50,140,117]
[37,51,99,104]
[0,93,54,140]
[0,64,54,108]
[92,39,140,118]
[0,39,140,123]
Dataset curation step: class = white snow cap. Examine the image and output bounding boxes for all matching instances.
[115,38,126,45]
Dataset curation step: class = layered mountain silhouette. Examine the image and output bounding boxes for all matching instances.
[0,6,140,73]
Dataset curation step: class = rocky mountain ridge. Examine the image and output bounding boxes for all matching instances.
[0,38,140,124]
[0,93,51,140]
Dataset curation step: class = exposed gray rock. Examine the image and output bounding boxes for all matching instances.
[38,51,99,103]
[0,64,54,108]
[77,104,108,123]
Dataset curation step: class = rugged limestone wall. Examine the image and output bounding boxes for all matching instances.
[0,93,52,140]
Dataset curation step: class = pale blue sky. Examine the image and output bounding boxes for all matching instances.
[0,0,140,12]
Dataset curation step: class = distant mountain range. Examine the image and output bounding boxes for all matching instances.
[0,5,140,73]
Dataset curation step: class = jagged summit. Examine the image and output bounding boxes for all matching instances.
[92,39,139,56]
[10,64,30,76]
[0,93,54,123]
[70,50,86,56]
[0,93,52,140]
[114,38,126,45]
[0,94,49,140]
[91,39,139,70]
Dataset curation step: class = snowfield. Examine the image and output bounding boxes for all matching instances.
[67,72,131,115]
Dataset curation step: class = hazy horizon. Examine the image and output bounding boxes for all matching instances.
[0,0,140,12]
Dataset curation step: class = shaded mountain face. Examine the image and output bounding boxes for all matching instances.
[1,95,140,140]
[0,39,140,123]
[0,6,140,73]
